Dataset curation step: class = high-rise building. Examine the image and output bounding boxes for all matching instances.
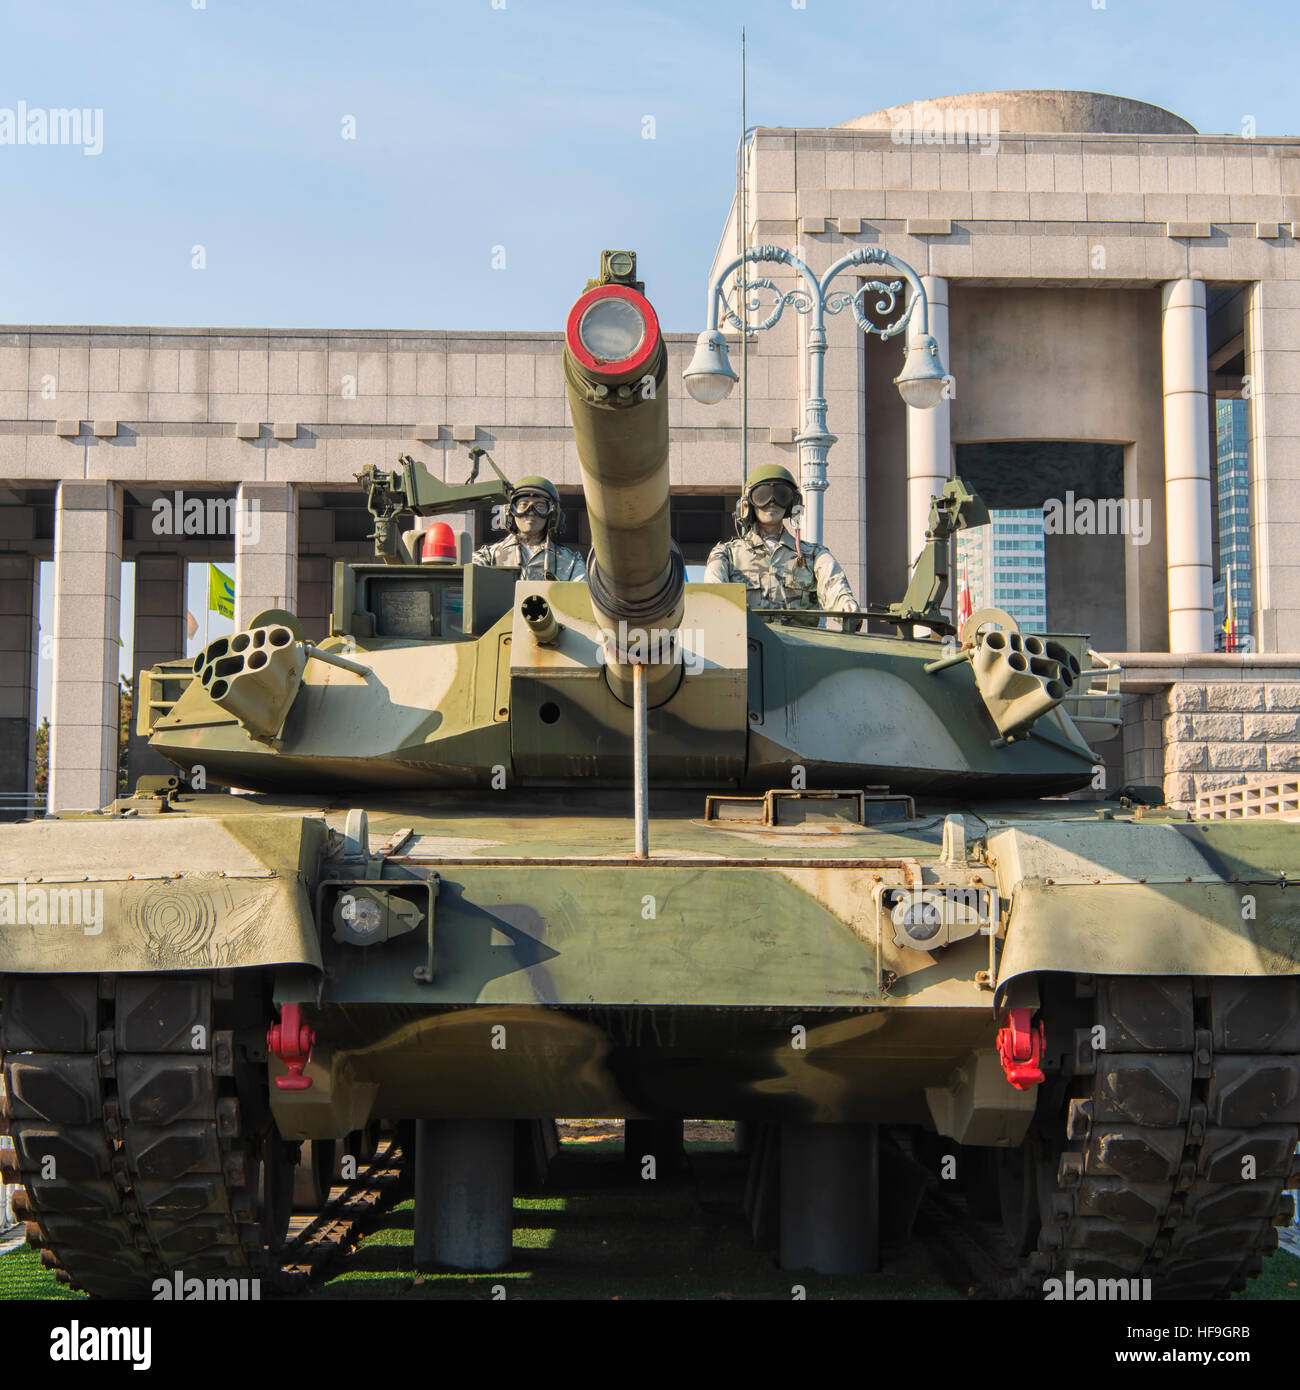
[1214,399,1252,649]
[956,509,1048,632]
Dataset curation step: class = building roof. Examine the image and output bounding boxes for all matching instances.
[840,90,1196,136]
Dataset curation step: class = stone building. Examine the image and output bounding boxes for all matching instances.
[2,88,1298,812]
[701,88,1300,811]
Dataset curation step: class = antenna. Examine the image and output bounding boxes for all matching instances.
[740,26,748,489]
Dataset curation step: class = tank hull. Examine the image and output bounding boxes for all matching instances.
[6,788,1298,1139]
[6,780,1299,1301]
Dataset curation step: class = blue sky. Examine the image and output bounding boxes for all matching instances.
[1,0,1296,334]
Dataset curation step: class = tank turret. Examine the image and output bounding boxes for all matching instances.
[137,251,1112,799]
[563,249,684,705]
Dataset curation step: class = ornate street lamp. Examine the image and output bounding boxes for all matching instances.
[684,244,949,543]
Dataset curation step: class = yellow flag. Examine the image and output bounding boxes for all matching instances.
[208,564,234,620]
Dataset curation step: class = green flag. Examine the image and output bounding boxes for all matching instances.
[208,564,234,621]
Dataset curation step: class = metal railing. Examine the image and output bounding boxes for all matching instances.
[0,792,45,822]
[1056,645,1124,745]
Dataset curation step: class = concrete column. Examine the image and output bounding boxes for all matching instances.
[779,1122,879,1274]
[235,483,298,629]
[49,482,123,812]
[818,284,869,607]
[414,1119,514,1271]
[0,555,38,816]
[905,276,952,573]
[746,1121,779,1251]
[413,1118,437,1269]
[27,564,39,802]
[126,553,186,787]
[1161,279,1214,653]
[1242,279,1300,652]
[623,1116,686,1175]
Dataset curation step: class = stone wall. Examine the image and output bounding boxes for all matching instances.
[1124,679,1300,806]
[1121,692,1167,789]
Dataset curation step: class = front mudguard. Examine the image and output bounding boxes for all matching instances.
[0,814,325,974]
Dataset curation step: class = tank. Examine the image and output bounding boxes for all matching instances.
[2,250,1298,1299]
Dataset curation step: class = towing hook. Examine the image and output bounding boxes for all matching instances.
[996,1007,1046,1090]
[267,1003,315,1091]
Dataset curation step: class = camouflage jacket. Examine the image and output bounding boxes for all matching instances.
[704,528,857,622]
[471,536,587,581]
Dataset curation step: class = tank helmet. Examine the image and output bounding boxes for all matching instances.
[506,475,565,538]
[736,463,802,531]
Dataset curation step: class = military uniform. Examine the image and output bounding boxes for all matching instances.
[472,535,586,581]
[705,529,857,625]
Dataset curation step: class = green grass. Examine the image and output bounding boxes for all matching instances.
[309,1140,953,1301]
[1235,1242,1300,1300]
[4,1143,1299,1302]
[0,1243,86,1300]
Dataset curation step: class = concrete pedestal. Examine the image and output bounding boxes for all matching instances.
[744,1122,779,1252]
[623,1116,686,1174]
[779,1122,879,1274]
[414,1118,514,1271]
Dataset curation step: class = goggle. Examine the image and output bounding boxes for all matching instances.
[510,494,554,517]
[749,482,796,509]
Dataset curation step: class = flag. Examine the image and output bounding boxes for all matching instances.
[186,610,197,641]
[958,560,973,627]
[1222,565,1235,649]
[208,564,234,621]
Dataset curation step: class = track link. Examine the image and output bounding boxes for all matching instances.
[1014,974,1300,1299]
[0,973,404,1298]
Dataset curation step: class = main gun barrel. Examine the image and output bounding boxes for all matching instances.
[563,253,684,704]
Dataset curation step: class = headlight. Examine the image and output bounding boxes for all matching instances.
[339,894,382,939]
[578,296,646,362]
[892,893,943,943]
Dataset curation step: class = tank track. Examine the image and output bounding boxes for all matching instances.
[0,971,398,1299]
[1015,974,1300,1299]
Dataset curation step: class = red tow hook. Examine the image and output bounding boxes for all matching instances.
[996,1007,1046,1090]
[267,1003,316,1091]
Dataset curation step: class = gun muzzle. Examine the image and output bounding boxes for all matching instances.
[564,266,684,706]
